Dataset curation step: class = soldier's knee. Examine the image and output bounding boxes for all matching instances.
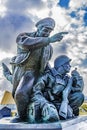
[75,92,84,104]
[15,90,28,102]
[71,92,84,107]
[78,93,84,104]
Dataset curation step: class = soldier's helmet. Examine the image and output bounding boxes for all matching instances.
[35,17,55,30]
[54,55,71,69]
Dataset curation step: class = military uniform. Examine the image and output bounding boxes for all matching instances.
[9,18,55,120]
[11,33,53,119]
[31,66,84,121]
[2,18,67,122]
[11,32,53,96]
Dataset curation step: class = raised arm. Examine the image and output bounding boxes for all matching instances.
[16,32,68,50]
[16,34,50,50]
[71,68,84,92]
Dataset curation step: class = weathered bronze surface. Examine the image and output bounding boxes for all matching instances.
[2,18,84,124]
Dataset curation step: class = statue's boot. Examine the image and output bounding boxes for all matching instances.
[10,115,27,123]
[73,108,79,116]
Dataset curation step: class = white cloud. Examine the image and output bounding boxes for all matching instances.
[0,51,14,62]
[0,0,87,96]
[69,0,87,10]
[0,0,7,17]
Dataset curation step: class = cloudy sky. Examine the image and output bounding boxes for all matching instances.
[0,0,87,99]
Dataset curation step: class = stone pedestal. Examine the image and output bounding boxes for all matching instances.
[62,115,87,130]
[1,116,87,130]
[0,117,62,130]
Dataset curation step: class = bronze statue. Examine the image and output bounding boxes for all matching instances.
[31,55,84,122]
[2,17,68,123]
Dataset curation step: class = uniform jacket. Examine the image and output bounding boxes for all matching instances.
[10,32,53,73]
[31,67,84,106]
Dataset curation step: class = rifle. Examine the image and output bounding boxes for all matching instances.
[59,77,73,119]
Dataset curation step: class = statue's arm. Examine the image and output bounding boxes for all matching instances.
[31,74,50,106]
[2,63,13,84]
[72,76,84,92]
[16,34,50,50]
[16,32,68,50]
[52,79,66,95]
[33,74,49,93]
[71,69,84,92]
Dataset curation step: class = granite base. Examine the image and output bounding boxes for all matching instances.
[0,117,62,130]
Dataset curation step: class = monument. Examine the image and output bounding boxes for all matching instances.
[1,17,84,130]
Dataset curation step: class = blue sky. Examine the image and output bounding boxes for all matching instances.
[0,0,87,97]
[58,0,70,8]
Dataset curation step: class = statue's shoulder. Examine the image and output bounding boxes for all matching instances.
[44,67,56,81]
[16,32,36,43]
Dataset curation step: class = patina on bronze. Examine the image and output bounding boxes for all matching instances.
[2,17,68,123]
[31,55,84,122]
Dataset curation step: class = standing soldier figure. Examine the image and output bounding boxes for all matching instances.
[2,18,67,122]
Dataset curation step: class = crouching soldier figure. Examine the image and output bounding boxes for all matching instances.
[29,55,84,122]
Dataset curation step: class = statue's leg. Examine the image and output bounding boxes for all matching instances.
[14,71,35,120]
[12,81,19,98]
[12,66,24,98]
[69,92,84,116]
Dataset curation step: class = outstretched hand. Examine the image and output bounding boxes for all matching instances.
[50,31,68,43]
[58,32,69,35]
